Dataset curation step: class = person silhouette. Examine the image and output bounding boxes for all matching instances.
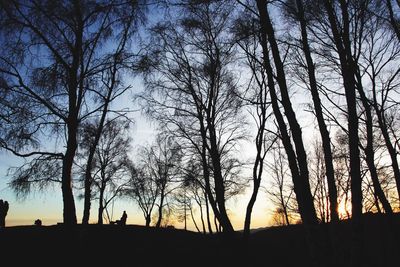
[119,210,127,226]
[0,199,9,228]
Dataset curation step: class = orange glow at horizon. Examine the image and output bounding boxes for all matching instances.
[337,200,352,219]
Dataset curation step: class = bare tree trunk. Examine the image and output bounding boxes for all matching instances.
[243,69,268,238]
[386,0,400,41]
[98,186,105,225]
[62,121,78,225]
[355,71,393,214]
[190,206,200,233]
[196,196,206,234]
[244,178,261,237]
[156,187,165,228]
[199,128,225,232]
[204,192,213,234]
[323,1,364,266]
[184,202,187,231]
[283,204,290,226]
[207,123,234,233]
[374,194,382,214]
[0,200,9,228]
[296,0,339,223]
[82,89,113,225]
[256,1,323,266]
[61,2,83,225]
[214,213,219,233]
[256,0,318,226]
[372,102,400,206]
[145,214,151,227]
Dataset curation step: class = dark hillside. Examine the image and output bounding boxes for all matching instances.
[0,213,399,267]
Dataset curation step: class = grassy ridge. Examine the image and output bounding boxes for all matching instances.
[0,213,399,267]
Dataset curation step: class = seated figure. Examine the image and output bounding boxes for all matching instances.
[116,211,127,226]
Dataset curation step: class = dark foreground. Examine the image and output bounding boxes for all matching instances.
[0,213,399,267]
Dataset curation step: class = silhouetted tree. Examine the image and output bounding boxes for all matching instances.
[80,119,132,225]
[234,9,276,237]
[315,1,364,265]
[283,0,340,222]
[357,8,400,207]
[125,164,159,227]
[80,2,146,224]
[139,0,245,233]
[333,131,352,220]
[0,0,143,225]
[266,142,298,226]
[129,133,182,227]
[255,0,318,227]
[383,0,400,40]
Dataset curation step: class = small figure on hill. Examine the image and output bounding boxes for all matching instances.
[34,219,42,226]
[0,199,9,228]
[116,211,127,226]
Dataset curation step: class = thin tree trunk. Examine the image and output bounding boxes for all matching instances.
[156,187,165,228]
[372,102,400,206]
[199,130,225,231]
[62,122,78,225]
[256,2,323,266]
[283,205,290,226]
[98,186,105,225]
[244,178,261,237]
[197,197,206,234]
[296,0,339,223]
[190,206,200,233]
[61,1,82,225]
[386,0,400,41]
[243,74,268,238]
[214,213,219,233]
[204,191,213,234]
[355,71,393,214]
[323,1,364,266]
[82,89,113,225]
[198,117,223,230]
[145,214,151,227]
[207,124,234,233]
[184,202,187,230]
[256,0,318,226]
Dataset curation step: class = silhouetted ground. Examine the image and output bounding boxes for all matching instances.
[0,213,399,266]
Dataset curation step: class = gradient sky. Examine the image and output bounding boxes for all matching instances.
[0,86,278,231]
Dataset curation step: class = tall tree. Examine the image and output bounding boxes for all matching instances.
[234,10,276,237]
[126,164,158,227]
[266,141,297,226]
[360,5,400,206]
[256,0,318,226]
[147,134,182,228]
[284,0,340,222]
[139,0,245,233]
[321,1,363,265]
[0,0,141,225]
[80,119,132,225]
[81,3,145,224]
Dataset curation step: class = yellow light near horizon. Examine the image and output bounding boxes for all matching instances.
[337,200,352,219]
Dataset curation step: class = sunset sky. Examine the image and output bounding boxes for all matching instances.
[0,91,277,230]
